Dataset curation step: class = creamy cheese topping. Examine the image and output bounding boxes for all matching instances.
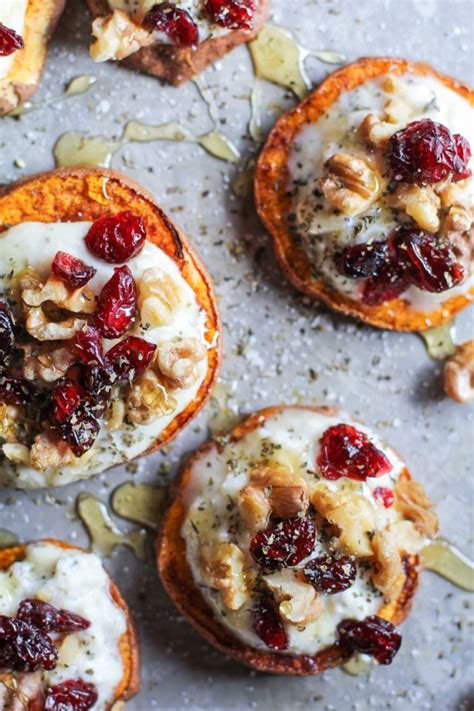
[0,542,127,710]
[0,221,210,488]
[288,73,474,312]
[0,0,28,79]
[182,408,406,657]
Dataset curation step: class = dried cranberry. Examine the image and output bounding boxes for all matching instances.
[81,364,115,410]
[337,615,401,665]
[205,0,256,30]
[0,303,15,363]
[0,616,57,671]
[394,229,464,293]
[303,555,356,594]
[107,336,156,382]
[252,599,289,651]
[373,486,394,508]
[94,266,137,339]
[50,379,83,424]
[17,599,90,634]
[362,263,410,306]
[52,251,97,289]
[337,240,388,279]
[58,405,100,457]
[75,326,106,367]
[453,134,472,181]
[143,3,199,46]
[85,212,146,263]
[317,423,391,481]
[387,119,471,185]
[250,517,315,569]
[0,375,33,406]
[44,679,98,711]
[0,22,24,57]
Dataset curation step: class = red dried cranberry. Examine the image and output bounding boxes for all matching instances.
[317,423,391,481]
[0,616,57,671]
[52,251,97,289]
[303,555,356,594]
[394,229,464,293]
[0,22,24,57]
[143,3,199,47]
[44,679,98,711]
[453,133,472,181]
[250,517,315,569]
[0,375,33,406]
[17,599,90,634]
[50,379,83,424]
[205,0,256,30]
[94,266,137,339]
[75,326,106,367]
[81,364,115,411]
[387,119,471,185]
[362,263,410,306]
[337,615,401,665]
[107,336,157,382]
[85,212,146,263]
[252,599,289,651]
[373,486,394,508]
[0,303,15,363]
[336,240,388,279]
[58,405,100,457]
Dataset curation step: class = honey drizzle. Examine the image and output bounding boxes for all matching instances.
[422,540,474,592]
[111,482,167,530]
[7,75,97,117]
[77,493,147,559]
[419,320,457,360]
[0,529,18,549]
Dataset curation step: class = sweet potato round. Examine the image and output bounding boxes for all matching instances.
[0,167,221,459]
[158,405,420,675]
[0,538,140,708]
[255,57,474,331]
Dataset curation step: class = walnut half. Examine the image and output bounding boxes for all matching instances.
[155,337,207,390]
[90,10,154,63]
[201,542,249,611]
[263,569,322,627]
[394,479,439,538]
[320,153,381,217]
[444,340,474,404]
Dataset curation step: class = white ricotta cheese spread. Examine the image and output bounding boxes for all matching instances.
[182,407,406,657]
[0,542,127,710]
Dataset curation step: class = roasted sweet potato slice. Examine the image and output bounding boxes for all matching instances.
[0,0,65,115]
[158,405,420,675]
[85,0,271,85]
[255,57,474,331]
[0,538,140,708]
[0,167,221,459]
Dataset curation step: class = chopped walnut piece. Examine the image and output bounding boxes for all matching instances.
[250,465,309,519]
[105,399,126,431]
[444,340,474,404]
[320,153,381,217]
[358,113,398,147]
[384,96,411,125]
[372,521,425,600]
[0,670,43,711]
[126,369,177,425]
[2,443,30,465]
[389,520,426,554]
[237,485,270,532]
[201,542,249,611]
[22,344,77,383]
[21,273,95,314]
[0,404,17,443]
[25,307,87,342]
[90,10,154,62]
[30,432,75,472]
[138,268,185,328]
[437,181,471,209]
[263,569,322,626]
[311,484,375,557]
[155,337,206,390]
[381,75,402,93]
[442,204,473,234]
[389,184,441,232]
[394,479,439,538]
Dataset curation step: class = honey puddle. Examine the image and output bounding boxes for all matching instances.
[111,482,167,530]
[419,320,457,360]
[77,493,147,559]
[8,75,97,117]
[341,655,372,676]
[422,540,474,592]
[0,529,18,549]
[249,24,345,99]
[54,120,240,168]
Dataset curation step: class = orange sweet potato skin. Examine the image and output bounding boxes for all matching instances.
[158,405,420,675]
[0,167,221,460]
[255,57,474,332]
[85,0,271,85]
[0,0,66,115]
[0,538,140,708]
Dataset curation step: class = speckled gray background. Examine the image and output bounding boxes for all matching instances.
[0,0,473,709]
